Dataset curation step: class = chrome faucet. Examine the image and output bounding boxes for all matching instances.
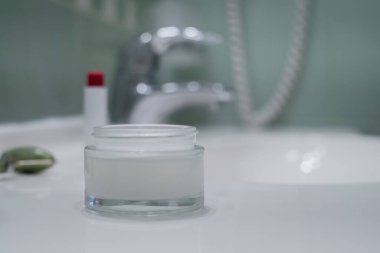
[109,26,231,124]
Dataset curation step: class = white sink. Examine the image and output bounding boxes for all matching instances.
[1,119,380,253]
[199,130,380,184]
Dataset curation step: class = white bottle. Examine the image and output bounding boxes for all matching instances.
[84,71,108,145]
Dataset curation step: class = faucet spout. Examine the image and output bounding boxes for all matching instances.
[128,84,231,124]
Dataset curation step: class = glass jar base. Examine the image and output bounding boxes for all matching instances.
[85,192,204,216]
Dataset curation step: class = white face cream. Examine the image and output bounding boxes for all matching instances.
[84,124,204,216]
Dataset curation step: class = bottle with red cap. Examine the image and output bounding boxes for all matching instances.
[84,71,108,145]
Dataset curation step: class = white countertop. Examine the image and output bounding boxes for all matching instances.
[1,118,380,253]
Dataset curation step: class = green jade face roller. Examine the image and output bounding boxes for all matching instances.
[0,146,55,174]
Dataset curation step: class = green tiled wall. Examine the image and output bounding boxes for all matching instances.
[1,0,380,132]
[0,0,130,121]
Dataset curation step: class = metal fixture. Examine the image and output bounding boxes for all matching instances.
[109,27,231,124]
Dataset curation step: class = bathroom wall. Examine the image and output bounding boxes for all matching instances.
[1,0,380,133]
[0,0,132,122]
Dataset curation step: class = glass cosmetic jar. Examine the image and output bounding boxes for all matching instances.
[84,124,204,215]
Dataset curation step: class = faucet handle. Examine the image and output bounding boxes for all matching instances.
[147,26,222,54]
[180,27,222,44]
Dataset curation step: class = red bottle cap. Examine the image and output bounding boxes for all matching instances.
[87,71,104,87]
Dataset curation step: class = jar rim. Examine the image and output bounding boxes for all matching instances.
[93,124,197,138]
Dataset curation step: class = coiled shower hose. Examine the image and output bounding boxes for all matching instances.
[226,0,311,127]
